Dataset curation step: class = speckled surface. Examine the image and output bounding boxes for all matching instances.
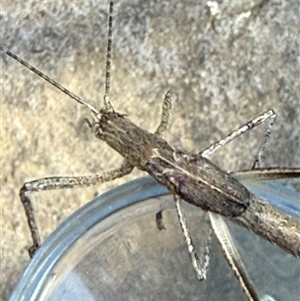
[1,0,299,299]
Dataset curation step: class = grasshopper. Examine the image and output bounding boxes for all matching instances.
[1,2,299,301]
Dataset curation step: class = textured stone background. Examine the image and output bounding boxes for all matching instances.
[1,0,299,299]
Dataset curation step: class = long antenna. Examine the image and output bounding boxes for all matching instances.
[0,45,98,115]
[103,1,115,111]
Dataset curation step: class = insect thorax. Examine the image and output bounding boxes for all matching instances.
[92,111,172,168]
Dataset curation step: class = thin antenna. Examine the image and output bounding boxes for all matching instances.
[0,45,98,115]
[103,1,114,111]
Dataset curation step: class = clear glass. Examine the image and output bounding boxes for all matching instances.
[9,176,300,301]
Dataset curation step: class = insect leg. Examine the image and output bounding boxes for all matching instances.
[154,90,175,137]
[174,195,211,280]
[200,110,276,158]
[251,112,275,169]
[208,212,260,301]
[20,160,133,257]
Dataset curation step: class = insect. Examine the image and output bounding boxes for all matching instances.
[2,1,299,300]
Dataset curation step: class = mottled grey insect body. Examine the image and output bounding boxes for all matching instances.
[146,148,250,217]
[90,109,300,260]
[2,2,299,300]
[91,109,250,217]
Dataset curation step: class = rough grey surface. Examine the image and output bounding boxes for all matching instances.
[1,0,299,299]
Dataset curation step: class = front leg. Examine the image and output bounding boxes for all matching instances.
[20,160,133,257]
[154,90,175,138]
